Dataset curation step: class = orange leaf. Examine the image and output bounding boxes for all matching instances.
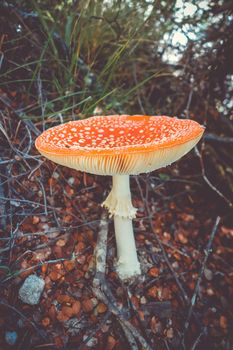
[97,303,107,314]
[148,286,157,298]
[107,335,117,350]
[148,267,159,277]
[72,301,81,314]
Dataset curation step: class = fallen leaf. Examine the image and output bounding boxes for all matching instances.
[96,303,107,314]
[148,267,159,277]
[107,335,117,350]
[219,316,228,329]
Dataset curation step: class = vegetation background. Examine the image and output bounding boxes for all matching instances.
[0,0,232,349]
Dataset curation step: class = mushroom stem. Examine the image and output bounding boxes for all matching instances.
[114,215,141,279]
[102,175,141,279]
[102,175,137,219]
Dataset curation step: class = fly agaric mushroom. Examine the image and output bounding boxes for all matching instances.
[35,115,204,280]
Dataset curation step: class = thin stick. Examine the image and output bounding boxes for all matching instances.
[93,212,153,350]
[195,146,232,208]
[190,327,207,350]
[0,300,47,340]
[94,213,109,275]
[184,216,221,333]
[148,216,190,305]
[118,321,139,350]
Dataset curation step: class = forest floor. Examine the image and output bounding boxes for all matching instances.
[0,99,232,350]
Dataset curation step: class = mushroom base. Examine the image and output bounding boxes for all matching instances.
[114,216,141,280]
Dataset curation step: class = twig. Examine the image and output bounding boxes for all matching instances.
[183,216,221,333]
[118,321,139,350]
[119,318,153,350]
[94,213,109,275]
[0,300,47,340]
[0,196,60,210]
[1,255,90,284]
[151,223,189,304]
[93,212,153,350]
[136,176,191,305]
[195,146,233,208]
[37,178,48,215]
[204,133,233,143]
[0,168,7,230]
[132,63,146,115]
[77,311,111,350]
[220,114,233,134]
[184,76,194,119]
[93,214,129,318]
[190,327,207,350]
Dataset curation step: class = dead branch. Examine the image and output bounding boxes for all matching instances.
[93,212,154,350]
[190,327,207,350]
[0,300,47,340]
[0,167,7,231]
[183,216,221,334]
[204,133,233,143]
[195,145,233,208]
[136,176,190,306]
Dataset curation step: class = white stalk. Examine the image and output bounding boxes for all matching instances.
[114,215,141,279]
[102,175,137,219]
[102,175,141,279]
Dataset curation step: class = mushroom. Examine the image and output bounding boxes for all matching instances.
[35,115,204,280]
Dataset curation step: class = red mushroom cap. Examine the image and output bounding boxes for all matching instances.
[35,115,204,175]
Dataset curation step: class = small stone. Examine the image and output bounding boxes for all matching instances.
[140,296,147,304]
[5,331,18,346]
[19,275,45,305]
[52,172,59,179]
[204,268,213,281]
[68,177,75,186]
[206,288,215,296]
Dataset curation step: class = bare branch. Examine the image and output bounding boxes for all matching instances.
[195,146,233,208]
[184,216,221,333]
